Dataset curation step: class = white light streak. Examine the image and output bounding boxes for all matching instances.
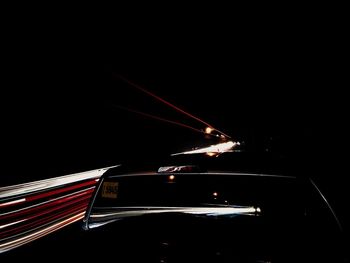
[0,219,27,230]
[91,206,260,219]
[0,198,26,208]
[0,187,94,217]
[0,212,85,253]
[171,141,237,156]
[0,165,119,199]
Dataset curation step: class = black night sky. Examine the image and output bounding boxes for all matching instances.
[1,25,349,236]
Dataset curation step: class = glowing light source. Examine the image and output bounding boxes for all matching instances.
[169,175,175,181]
[213,192,218,197]
[205,127,214,134]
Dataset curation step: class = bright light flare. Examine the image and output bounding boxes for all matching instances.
[91,206,261,221]
[205,127,214,134]
[172,141,238,156]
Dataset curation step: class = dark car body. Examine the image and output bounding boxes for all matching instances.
[83,161,346,262]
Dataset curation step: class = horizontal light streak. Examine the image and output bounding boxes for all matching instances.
[0,165,119,199]
[0,165,118,253]
[0,187,95,219]
[171,141,238,156]
[91,206,260,219]
[0,219,27,230]
[1,205,87,243]
[0,199,26,208]
[0,203,88,239]
[24,180,96,203]
[0,195,91,234]
[0,180,96,209]
[0,212,85,253]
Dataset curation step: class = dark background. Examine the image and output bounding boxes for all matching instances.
[1,22,349,237]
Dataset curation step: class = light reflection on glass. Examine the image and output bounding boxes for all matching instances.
[90,206,262,222]
[171,141,238,156]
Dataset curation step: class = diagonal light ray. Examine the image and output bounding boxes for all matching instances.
[114,105,219,138]
[116,74,231,139]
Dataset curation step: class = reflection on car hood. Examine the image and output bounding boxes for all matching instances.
[88,205,261,229]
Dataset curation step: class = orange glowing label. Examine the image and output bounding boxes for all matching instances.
[101,181,119,199]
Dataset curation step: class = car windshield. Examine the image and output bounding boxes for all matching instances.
[89,173,302,224]
[83,172,343,262]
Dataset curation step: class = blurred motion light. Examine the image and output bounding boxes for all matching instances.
[158,165,203,173]
[171,141,237,156]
